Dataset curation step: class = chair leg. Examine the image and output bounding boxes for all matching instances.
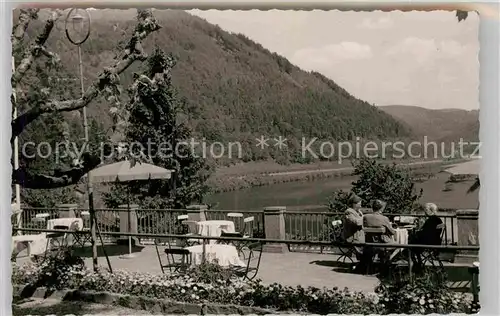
[154,242,165,274]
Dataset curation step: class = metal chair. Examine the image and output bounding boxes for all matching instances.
[231,241,263,281]
[74,212,91,247]
[419,223,446,269]
[363,227,390,273]
[333,220,357,264]
[181,220,202,246]
[155,242,192,274]
[43,224,72,260]
[31,213,50,230]
[219,216,255,255]
[227,212,244,232]
[242,216,254,237]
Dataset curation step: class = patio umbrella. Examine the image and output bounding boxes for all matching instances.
[90,160,174,259]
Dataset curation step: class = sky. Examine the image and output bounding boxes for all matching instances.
[189,10,479,110]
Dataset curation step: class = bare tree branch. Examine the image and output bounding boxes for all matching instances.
[12,152,101,189]
[11,9,40,52]
[11,10,62,87]
[12,9,161,140]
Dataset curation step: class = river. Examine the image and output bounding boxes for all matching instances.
[206,172,479,211]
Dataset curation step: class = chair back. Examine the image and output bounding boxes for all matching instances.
[220,231,243,239]
[183,220,198,234]
[164,248,191,255]
[228,212,243,218]
[364,227,386,243]
[363,227,386,234]
[177,214,189,221]
[331,220,342,227]
[69,220,81,231]
[437,223,446,244]
[47,225,68,238]
[241,216,254,236]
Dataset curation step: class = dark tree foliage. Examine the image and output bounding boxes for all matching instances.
[328,158,423,214]
[103,48,210,209]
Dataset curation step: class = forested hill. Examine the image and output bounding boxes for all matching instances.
[21,9,411,164]
[380,105,479,143]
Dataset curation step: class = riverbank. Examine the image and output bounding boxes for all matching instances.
[207,158,462,193]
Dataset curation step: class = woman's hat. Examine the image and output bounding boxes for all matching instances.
[372,199,387,212]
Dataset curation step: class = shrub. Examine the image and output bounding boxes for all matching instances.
[327,159,423,214]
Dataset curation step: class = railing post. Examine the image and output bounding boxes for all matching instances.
[186,204,207,222]
[455,209,479,264]
[262,206,288,253]
[118,204,139,246]
[56,203,78,218]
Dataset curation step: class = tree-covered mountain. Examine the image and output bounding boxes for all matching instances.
[21,9,413,166]
[380,105,479,143]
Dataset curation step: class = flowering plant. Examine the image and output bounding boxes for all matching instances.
[375,268,475,314]
[12,259,476,315]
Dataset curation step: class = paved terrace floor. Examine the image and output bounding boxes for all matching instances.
[15,244,379,293]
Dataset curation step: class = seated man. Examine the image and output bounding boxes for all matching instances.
[363,200,395,243]
[358,200,395,273]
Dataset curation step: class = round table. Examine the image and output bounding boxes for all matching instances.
[185,244,246,267]
[394,228,409,244]
[47,218,83,230]
[196,220,235,243]
[12,234,47,257]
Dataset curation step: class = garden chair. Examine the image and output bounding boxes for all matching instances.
[31,213,50,229]
[181,220,202,246]
[218,216,254,255]
[417,223,446,269]
[333,220,358,264]
[227,212,244,232]
[156,246,192,274]
[43,222,78,260]
[73,211,91,248]
[231,241,263,281]
[363,227,390,274]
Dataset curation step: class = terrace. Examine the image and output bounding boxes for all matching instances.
[12,204,479,295]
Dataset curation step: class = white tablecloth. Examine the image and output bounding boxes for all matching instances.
[47,218,83,230]
[196,220,235,243]
[12,234,47,256]
[394,228,409,244]
[185,244,246,267]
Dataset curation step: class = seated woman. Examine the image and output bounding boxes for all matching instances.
[409,203,444,267]
[411,203,443,245]
[342,194,365,260]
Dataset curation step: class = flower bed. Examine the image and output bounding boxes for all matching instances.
[12,251,478,314]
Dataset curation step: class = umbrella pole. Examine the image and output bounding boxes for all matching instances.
[89,189,99,272]
[120,184,136,259]
[128,193,132,256]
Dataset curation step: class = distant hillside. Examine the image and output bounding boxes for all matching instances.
[18,9,412,165]
[380,105,479,143]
